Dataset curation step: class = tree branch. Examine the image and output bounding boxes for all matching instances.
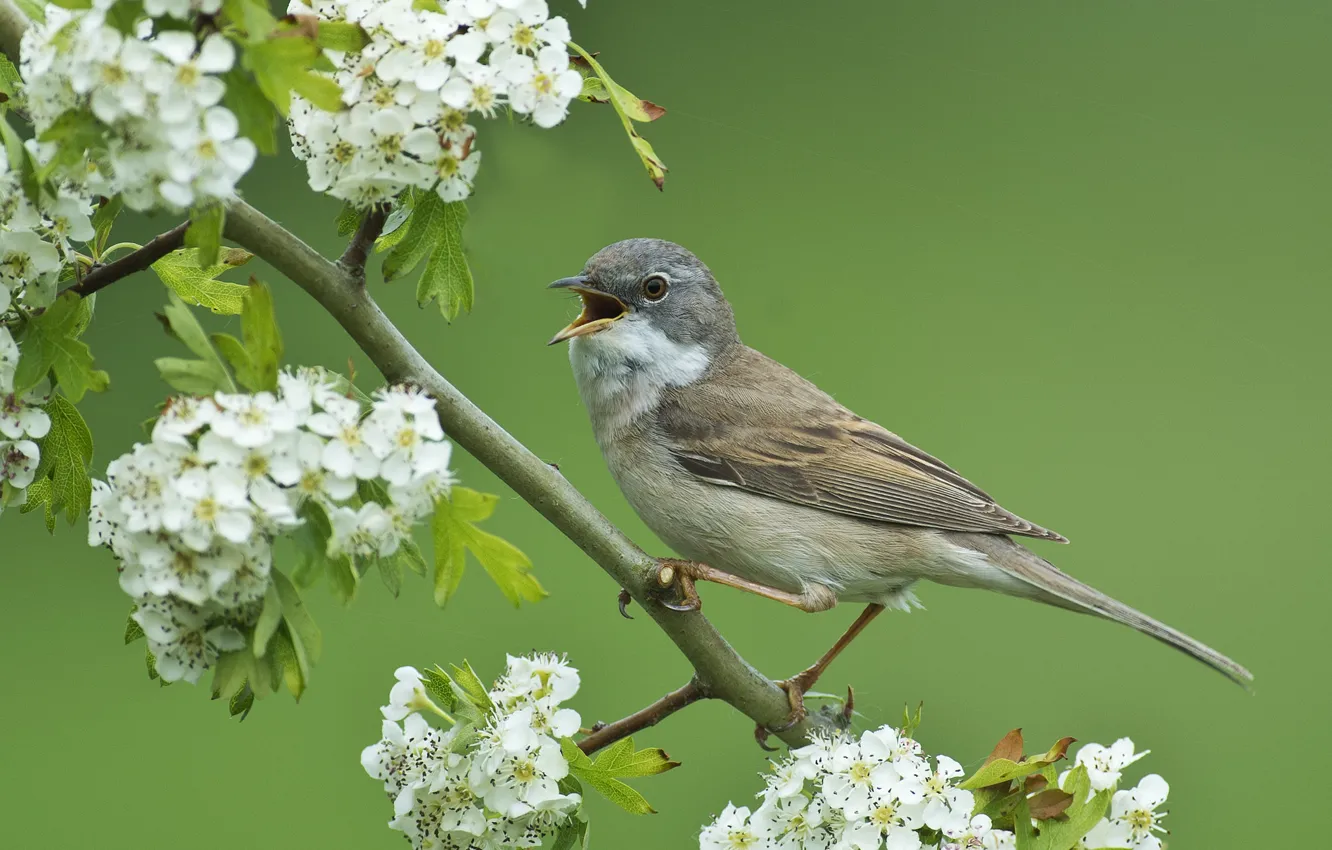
[0,4,818,750]
[222,200,818,749]
[578,679,708,755]
[337,203,388,280]
[67,221,189,298]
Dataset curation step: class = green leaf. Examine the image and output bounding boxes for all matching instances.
[374,191,417,253]
[961,735,1076,791]
[559,737,666,815]
[267,625,306,699]
[186,204,226,267]
[223,0,278,43]
[124,614,145,644]
[336,202,362,237]
[1032,766,1113,850]
[152,247,253,315]
[551,818,590,850]
[229,684,256,719]
[19,475,57,532]
[154,357,229,394]
[252,582,283,658]
[11,0,46,21]
[411,0,443,11]
[13,293,110,401]
[316,21,370,52]
[212,334,259,391]
[90,195,123,256]
[590,737,680,778]
[238,279,282,391]
[211,649,251,702]
[26,394,94,525]
[223,67,278,155]
[0,55,22,114]
[243,35,343,115]
[273,569,322,673]
[448,660,494,715]
[156,293,236,393]
[420,666,459,713]
[381,194,474,320]
[569,43,669,190]
[1,113,43,205]
[431,487,546,608]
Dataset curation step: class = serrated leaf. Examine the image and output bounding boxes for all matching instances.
[420,666,459,713]
[152,247,253,315]
[559,737,659,815]
[186,203,226,267]
[374,191,416,252]
[13,293,110,401]
[417,200,473,320]
[223,67,277,155]
[382,190,444,281]
[550,818,589,850]
[431,487,545,607]
[961,736,1076,790]
[268,625,306,699]
[1032,766,1113,850]
[155,357,229,394]
[28,394,94,525]
[592,740,679,778]
[19,475,57,531]
[211,649,251,701]
[124,614,145,644]
[252,581,283,657]
[448,660,493,715]
[146,647,159,681]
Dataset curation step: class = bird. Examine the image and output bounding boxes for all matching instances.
[546,238,1252,729]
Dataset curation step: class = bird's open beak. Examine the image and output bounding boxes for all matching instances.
[547,276,628,345]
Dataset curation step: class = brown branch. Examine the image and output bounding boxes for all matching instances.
[67,221,189,298]
[336,204,389,280]
[578,680,708,755]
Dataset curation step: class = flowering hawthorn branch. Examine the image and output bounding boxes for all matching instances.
[578,679,707,755]
[0,0,813,752]
[67,221,190,298]
[220,199,819,750]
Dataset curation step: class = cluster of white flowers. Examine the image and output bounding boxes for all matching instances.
[702,724,994,850]
[89,370,454,683]
[700,732,1170,850]
[19,0,255,212]
[0,327,50,499]
[286,0,586,206]
[0,144,94,314]
[362,654,584,849]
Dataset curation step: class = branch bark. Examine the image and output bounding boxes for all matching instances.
[337,203,388,280]
[0,1,818,751]
[68,221,189,298]
[578,679,707,755]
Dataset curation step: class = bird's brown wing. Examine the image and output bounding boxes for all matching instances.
[657,347,1068,543]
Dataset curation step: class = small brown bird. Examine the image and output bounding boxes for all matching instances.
[548,238,1251,724]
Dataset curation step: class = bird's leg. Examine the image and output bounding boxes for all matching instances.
[652,559,836,613]
[756,603,886,745]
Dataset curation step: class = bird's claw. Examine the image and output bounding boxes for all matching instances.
[652,559,701,612]
[617,588,634,619]
[753,675,813,749]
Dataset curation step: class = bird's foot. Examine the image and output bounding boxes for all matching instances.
[651,558,703,612]
[753,669,820,749]
[617,588,634,619]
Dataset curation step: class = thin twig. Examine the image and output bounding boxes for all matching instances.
[337,204,389,280]
[67,221,189,298]
[578,680,707,755]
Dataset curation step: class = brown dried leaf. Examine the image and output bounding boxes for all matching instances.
[986,729,1025,765]
[1027,788,1075,820]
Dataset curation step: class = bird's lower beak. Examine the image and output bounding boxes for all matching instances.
[547,278,628,345]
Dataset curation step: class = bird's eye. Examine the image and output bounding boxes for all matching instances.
[642,275,669,301]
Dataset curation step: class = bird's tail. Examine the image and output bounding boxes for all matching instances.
[976,537,1253,687]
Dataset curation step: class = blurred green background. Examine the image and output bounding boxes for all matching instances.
[4,0,1329,847]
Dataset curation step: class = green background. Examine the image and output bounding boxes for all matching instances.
[4,1,1328,847]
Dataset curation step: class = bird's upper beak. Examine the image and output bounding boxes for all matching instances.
[547,276,629,345]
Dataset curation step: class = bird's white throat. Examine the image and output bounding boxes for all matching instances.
[569,315,710,440]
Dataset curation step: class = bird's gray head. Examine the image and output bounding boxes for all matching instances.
[547,238,740,356]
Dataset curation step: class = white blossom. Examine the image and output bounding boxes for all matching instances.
[1083,774,1169,850]
[19,5,254,213]
[287,0,585,206]
[90,372,455,686]
[1067,738,1149,792]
